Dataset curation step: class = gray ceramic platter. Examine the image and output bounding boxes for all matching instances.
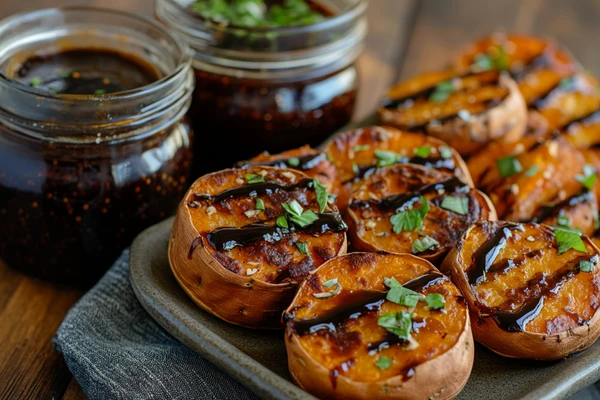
[131,217,600,400]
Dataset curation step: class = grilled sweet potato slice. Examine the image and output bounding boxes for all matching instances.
[169,166,348,329]
[442,221,600,360]
[284,252,473,400]
[377,70,527,156]
[236,145,343,203]
[324,126,472,209]
[346,164,496,264]
[468,137,598,236]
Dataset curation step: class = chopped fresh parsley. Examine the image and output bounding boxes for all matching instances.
[354,144,370,152]
[412,236,439,254]
[387,286,422,308]
[390,196,430,234]
[425,293,446,309]
[276,215,288,228]
[441,196,469,215]
[439,146,453,159]
[282,199,318,227]
[554,227,586,254]
[576,165,598,190]
[496,155,523,178]
[429,80,455,103]
[375,356,392,370]
[245,173,265,184]
[580,260,594,273]
[524,165,539,177]
[313,178,328,212]
[374,149,400,167]
[255,198,265,210]
[287,157,300,167]
[378,311,413,341]
[296,242,308,254]
[414,146,432,158]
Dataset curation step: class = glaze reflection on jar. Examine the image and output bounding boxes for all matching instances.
[0,8,195,286]
[156,0,367,174]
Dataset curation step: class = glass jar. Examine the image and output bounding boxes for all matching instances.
[0,8,195,286]
[155,0,367,174]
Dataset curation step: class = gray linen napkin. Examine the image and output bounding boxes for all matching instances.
[54,250,258,400]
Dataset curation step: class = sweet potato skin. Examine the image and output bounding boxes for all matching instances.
[345,164,496,263]
[442,221,600,360]
[169,166,347,329]
[284,253,473,400]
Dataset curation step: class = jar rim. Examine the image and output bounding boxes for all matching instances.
[0,6,192,103]
[162,0,368,35]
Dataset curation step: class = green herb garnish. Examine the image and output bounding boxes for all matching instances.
[439,146,453,159]
[524,165,539,177]
[94,89,106,95]
[576,165,598,190]
[557,215,571,229]
[497,155,523,178]
[425,293,446,309]
[313,178,328,213]
[296,242,308,254]
[352,162,360,175]
[580,260,594,273]
[375,356,392,370]
[287,157,300,167]
[554,227,586,254]
[282,199,318,227]
[246,173,265,184]
[354,144,370,152]
[390,196,429,234]
[374,149,400,167]
[412,236,439,254]
[29,77,43,87]
[414,146,432,158]
[429,80,455,103]
[276,215,289,228]
[472,45,509,71]
[387,286,422,308]
[255,198,265,210]
[441,196,469,215]
[383,276,402,288]
[378,311,413,341]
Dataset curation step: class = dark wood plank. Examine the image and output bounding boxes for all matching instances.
[62,378,88,400]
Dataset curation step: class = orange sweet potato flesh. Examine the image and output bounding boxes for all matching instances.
[284,252,473,400]
[237,145,343,203]
[442,221,600,359]
[378,70,527,156]
[324,126,473,209]
[345,164,496,264]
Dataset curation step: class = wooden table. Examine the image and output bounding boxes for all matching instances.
[2,1,600,399]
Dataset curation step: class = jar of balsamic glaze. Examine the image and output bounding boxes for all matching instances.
[0,8,195,286]
[155,0,367,174]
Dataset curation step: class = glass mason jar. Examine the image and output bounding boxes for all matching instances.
[155,0,367,174]
[0,8,195,286]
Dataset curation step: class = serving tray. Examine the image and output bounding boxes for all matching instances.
[130,217,600,400]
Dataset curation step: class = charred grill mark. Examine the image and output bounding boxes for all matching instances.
[468,223,525,285]
[193,178,313,204]
[288,271,445,336]
[205,213,347,251]
[529,75,575,110]
[342,157,457,185]
[510,51,553,82]
[349,177,467,212]
[489,254,598,331]
[487,249,544,275]
[561,108,600,131]
[531,190,593,224]
[347,253,377,271]
[404,99,504,132]
[235,153,326,171]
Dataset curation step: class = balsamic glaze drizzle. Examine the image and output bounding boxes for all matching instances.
[531,190,593,224]
[192,178,313,204]
[205,212,347,251]
[343,156,457,185]
[349,177,467,212]
[235,153,326,171]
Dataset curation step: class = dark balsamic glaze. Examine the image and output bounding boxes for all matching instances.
[288,270,445,336]
[192,178,313,204]
[366,333,408,355]
[235,153,326,170]
[205,212,347,251]
[510,51,553,82]
[343,156,457,185]
[561,108,600,131]
[491,254,598,331]
[349,177,467,211]
[404,99,503,131]
[468,223,525,285]
[530,74,577,111]
[531,190,593,224]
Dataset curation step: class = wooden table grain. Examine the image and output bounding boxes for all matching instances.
[1,1,600,399]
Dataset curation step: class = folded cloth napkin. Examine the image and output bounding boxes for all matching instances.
[54,250,257,400]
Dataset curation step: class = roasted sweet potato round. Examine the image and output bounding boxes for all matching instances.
[345,164,496,264]
[377,70,527,156]
[468,137,597,236]
[169,166,348,329]
[284,252,473,400]
[236,145,343,204]
[442,221,600,360]
[324,126,473,209]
